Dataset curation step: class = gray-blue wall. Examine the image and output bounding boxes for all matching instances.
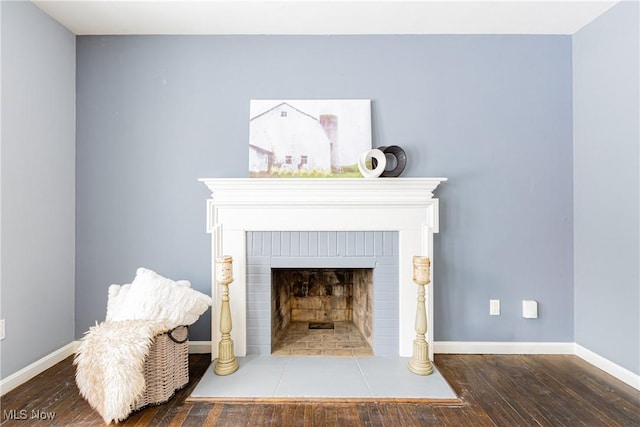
[574,1,640,375]
[1,2,76,379]
[76,34,574,343]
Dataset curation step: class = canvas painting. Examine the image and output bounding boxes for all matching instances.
[249,99,372,178]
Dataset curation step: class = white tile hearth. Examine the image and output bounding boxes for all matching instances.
[189,356,458,401]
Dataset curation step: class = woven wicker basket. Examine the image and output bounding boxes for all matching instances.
[131,325,189,410]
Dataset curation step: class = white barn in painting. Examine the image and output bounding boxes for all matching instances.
[249,102,333,175]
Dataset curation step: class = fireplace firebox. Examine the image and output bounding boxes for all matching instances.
[271,268,374,356]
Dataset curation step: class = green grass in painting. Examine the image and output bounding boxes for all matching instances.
[250,164,362,178]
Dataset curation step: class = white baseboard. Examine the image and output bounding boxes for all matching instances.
[434,341,575,354]
[0,342,75,396]
[188,341,212,354]
[575,344,640,391]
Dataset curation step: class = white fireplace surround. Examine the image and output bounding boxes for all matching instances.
[200,178,447,359]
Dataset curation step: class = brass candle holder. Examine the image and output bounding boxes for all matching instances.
[213,255,239,376]
[408,256,434,375]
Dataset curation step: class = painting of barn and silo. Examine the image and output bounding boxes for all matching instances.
[249,99,372,178]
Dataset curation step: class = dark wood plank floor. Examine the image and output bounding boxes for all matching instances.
[1,353,638,426]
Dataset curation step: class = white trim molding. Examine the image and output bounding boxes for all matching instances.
[575,344,640,391]
[434,341,575,355]
[188,341,212,354]
[0,343,75,396]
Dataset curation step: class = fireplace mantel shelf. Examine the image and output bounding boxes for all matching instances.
[199,177,448,206]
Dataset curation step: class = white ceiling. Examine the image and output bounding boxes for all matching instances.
[32,0,620,36]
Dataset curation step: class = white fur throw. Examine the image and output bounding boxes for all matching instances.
[106,268,211,329]
[74,320,168,424]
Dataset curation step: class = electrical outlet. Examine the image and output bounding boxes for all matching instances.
[490,299,500,316]
[523,300,538,318]
[0,319,5,340]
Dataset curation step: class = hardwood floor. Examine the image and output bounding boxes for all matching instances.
[1,353,638,426]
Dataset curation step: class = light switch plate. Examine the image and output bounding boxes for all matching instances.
[0,319,5,340]
[490,299,500,316]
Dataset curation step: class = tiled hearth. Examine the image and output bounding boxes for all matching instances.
[272,321,373,356]
[190,355,458,400]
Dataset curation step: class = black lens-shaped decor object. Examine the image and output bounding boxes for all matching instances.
[371,145,407,177]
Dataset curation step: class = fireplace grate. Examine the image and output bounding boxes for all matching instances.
[308,322,335,330]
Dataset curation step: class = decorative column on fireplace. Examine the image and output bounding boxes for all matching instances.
[408,256,434,375]
[214,255,239,376]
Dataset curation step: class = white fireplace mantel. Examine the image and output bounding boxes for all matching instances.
[200,177,447,359]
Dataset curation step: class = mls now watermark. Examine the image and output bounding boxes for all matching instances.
[3,409,56,421]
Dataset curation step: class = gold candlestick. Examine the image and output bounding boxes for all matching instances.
[214,255,239,376]
[408,256,434,375]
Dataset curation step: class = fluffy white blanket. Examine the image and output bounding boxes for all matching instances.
[74,320,168,424]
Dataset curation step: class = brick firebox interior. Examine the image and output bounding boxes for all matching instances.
[271,268,374,356]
